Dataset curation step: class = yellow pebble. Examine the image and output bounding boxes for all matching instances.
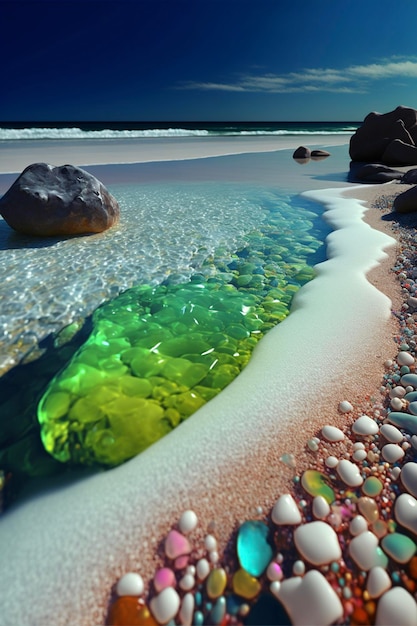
[206,567,227,599]
[232,568,261,600]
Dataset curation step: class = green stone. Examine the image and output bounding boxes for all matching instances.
[381,533,417,563]
[301,469,335,504]
[236,521,273,577]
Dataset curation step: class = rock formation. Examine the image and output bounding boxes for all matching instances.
[0,162,120,236]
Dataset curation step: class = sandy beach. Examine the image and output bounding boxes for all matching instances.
[0,136,415,625]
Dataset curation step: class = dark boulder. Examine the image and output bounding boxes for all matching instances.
[349,106,417,164]
[0,162,120,236]
[401,168,417,184]
[393,185,417,213]
[349,163,404,183]
[293,146,311,159]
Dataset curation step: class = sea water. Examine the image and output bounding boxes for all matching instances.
[0,145,351,487]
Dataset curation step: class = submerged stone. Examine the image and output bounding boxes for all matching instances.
[236,520,273,577]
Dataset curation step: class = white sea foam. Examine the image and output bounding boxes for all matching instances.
[0,186,396,626]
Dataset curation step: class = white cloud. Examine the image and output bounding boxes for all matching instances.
[179,58,417,94]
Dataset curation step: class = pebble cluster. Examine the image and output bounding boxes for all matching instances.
[104,205,417,625]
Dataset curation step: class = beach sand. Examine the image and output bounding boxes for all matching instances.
[0,138,413,625]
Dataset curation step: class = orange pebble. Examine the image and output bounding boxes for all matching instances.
[365,601,376,618]
[107,597,157,626]
[409,555,417,579]
[350,606,371,625]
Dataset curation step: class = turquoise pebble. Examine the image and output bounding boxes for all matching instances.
[194,591,202,607]
[405,391,417,402]
[401,373,417,388]
[387,411,417,434]
[210,597,226,624]
[237,520,273,577]
[193,610,204,626]
[401,366,411,375]
[226,594,245,616]
[381,533,416,563]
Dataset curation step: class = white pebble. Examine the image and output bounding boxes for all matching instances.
[271,493,302,525]
[292,560,305,576]
[390,385,406,399]
[325,455,339,468]
[395,493,417,535]
[321,425,344,442]
[375,587,417,625]
[179,593,194,626]
[352,449,367,462]
[391,467,402,481]
[390,396,404,410]
[196,558,210,580]
[339,400,353,413]
[379,423,404,443]
[179,573,195,591]
[397,351,415,366]
[349,531,388,571]
[366,566,392,599]
[381,443,405,463]
[337,459,364,487]
[150,587,180,624]
[349,515,368,536]
[294,521,341,565]
[204,534,217,552]
[178,510,198,534]
[312,496,330,520]
[352,415,379,436]
[274,570,343,626]
[116,572,144,596]
[353,442,365,450]
[209,551,219,564]
[401,462,417,497]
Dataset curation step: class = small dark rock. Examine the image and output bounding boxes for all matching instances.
[0,162,120,236]
[393,185,417,213]
[292,146,311,159]
[401,168,417,184]
[310,149,330,158]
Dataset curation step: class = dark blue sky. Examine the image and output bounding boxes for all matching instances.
[2,0,417,121]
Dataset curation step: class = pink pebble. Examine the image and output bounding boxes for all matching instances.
[174,555,189,570]
[165,530,191,560]
[153,567,176,592]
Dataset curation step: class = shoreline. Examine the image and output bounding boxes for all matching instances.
[0,139,414,624]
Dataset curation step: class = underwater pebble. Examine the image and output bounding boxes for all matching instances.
[165,530,191,560]
[178,510,198,534]
[395,493,417,536]
[274,569,343,626]
[352,415,379,436]
[336,459,364,487]
[150,586,180,624]
[381,443,405,463]
[349,531,388,571]
[294,521,341,565]
[312,495,330,520]
[271,493,302,525]
[379,423,404,443]
[401,462,417,497]
[375,586,417,625]
[349,515,368,536]
[179,593,194,626]
[116,572,144,596]
[321,425,344,442]
[366,566,392,599]
[339,400,353,413]
[397,351,415,366]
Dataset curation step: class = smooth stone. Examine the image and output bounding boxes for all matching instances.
[301,469,335,504]
[196,558,210,581]
[178,510,198,534]
[349,531,389,571]
[409,401,417,416]
[232,568,261,599]
[395,493,417,535]
[116,572,145,596]
[312,495,331,520]
[206,567,227,599]
[271,493,302,525]
[362,476,383,497]
[293,146,311,159]
[401,462,417,497]
[381,532,416,563]
[179,593,194,626]
[381,443,405,463]
[336,459,364,487]
[294,521,341,565]
[325,455,339,468]
[380,423,404,443]
[352,448,367,462]
[349,515,368,536]
[150,587,180,624]
[375,587,417,625]
[274,569,343,626]
[266,561,283,582]
[391,396,404,411]
[209,597,226,625]
[165,530,191,560]
[179,573,195,591]
[339,400,353,413]
[366,566,392,599]
[387,411,417,434]
[398,351,415,366]
[358,497,379,523]
[236,521,273,576]
[352,415,379,436]
[107,598,156,626]
[401,373,417,388]
[153,568,176,593]
[390,385,407,398]
[321,425,344,442]
[405,391,417,402]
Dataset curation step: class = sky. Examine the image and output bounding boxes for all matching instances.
[2,0,417,122]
